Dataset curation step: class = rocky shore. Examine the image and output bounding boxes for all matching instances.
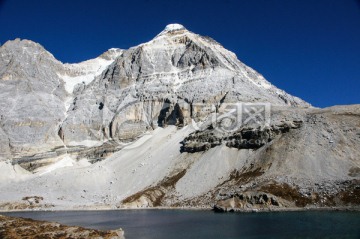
[0,214,124,239]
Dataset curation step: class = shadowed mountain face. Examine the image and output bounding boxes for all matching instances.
[0,24,359,211]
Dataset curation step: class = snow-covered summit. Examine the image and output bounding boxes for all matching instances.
[156,23,187,37]
[164,23,185,31]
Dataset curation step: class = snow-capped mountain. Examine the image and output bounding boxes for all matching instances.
[0,24,359,211]
[0,24,309,157]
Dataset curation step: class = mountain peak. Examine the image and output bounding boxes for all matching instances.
[156,23,187,37]
[2,38,44,51]
[164,23,185,31]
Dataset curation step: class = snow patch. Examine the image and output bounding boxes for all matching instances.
[36,155,75,176]
[0,161,31,182]
[123,133,154,150]
[164,23,185,32]
[58,58,114,94]
[156,24,186,38]
[68,140,103,147]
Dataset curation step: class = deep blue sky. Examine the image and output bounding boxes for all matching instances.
[0,0,359,107]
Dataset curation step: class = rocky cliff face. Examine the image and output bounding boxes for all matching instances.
[0,39,122,160]
[0,24,359,211]
[59,23,308,145]
[0,39,66,159]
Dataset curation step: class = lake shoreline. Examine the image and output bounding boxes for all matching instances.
[1,205,360,214]
[2,209,360,239]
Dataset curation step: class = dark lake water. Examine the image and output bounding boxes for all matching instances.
[3,210,360,239]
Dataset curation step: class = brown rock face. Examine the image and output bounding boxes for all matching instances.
[0,215,124,239]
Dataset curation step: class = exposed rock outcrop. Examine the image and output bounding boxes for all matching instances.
[0,215,124,239]
[213,191,283,212]
[181,120,303,152]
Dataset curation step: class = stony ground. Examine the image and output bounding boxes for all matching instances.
[0,105,359,212]
[0,214,124,239]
